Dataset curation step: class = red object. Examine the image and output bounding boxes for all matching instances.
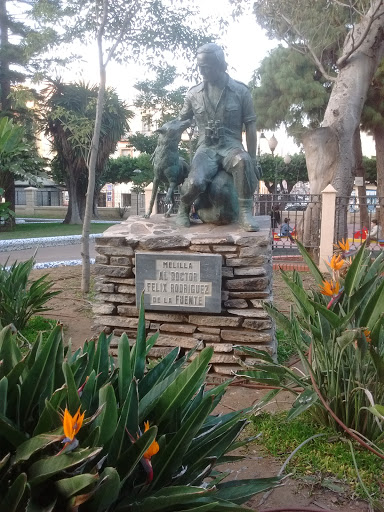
[353,227,368,239]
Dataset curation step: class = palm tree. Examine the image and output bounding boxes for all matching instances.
[43,80,133,224]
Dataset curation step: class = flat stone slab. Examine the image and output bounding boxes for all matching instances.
[101,214,271,247]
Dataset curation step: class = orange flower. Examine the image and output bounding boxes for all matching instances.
[335,238,350,252]
[364,329,371,343]
[329,254,344,271]
[63,407,84,442]
[319,279,340,297]
[143,421,159,460]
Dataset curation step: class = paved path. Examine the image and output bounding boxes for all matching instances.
[0,241,97,266]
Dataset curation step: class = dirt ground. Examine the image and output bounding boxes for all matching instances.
[31,265,372,512]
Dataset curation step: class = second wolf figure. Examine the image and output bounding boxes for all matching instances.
[144,118,190,218]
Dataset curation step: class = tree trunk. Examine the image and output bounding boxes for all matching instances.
[0,0,11,114]
[303,1,384,242]
[354,129,369,230]
[81,29,107,293]
[64,174,82,224]
[375,124,384,230]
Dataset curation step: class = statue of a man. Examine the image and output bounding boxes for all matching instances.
[176,43,260,231]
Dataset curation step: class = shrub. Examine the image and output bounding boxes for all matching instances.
[237,241,384,443]
[0,258,60,330]
[0,298,280,511]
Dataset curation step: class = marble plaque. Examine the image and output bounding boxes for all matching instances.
[135,252,222,312]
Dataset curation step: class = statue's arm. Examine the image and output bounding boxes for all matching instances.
[178,93,194,121]
[242,87,257,160]
[245,121,257,160]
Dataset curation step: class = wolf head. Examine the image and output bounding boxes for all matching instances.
[155,118,191,138]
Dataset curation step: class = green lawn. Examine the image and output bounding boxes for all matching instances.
[0,222,116,240]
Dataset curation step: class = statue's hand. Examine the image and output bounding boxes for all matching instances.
[252,157,262,180]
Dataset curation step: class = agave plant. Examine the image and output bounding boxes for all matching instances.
[237,241,384,443]
[0,257,60,330]
[0,297,280,511]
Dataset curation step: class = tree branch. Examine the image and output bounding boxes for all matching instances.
[104,3,142,67]
[331,0,364,17]
[336,0,384,68]
[280,13,336,82]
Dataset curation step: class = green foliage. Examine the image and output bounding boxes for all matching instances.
[251,412,383,499]
[128,132,159,155]
[362,156,377,185]
[259,152,308,193]
[19,315,57,345]
[0,258,60,330]
[238,242,384,443]
[103,154,154,188]
[276,329,296,364]
[0,187,15,227]
[251,46,330,141]
[0,299,280,510]
[134,65,188,126]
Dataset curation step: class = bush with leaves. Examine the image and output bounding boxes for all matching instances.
[237,241,384,445]
[0,258,60,330]
[0,298,280,511]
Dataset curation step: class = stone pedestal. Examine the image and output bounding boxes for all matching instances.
[93,214,275,377]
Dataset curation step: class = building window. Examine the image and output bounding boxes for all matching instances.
[98,192,107,207]
[121,193,131,207]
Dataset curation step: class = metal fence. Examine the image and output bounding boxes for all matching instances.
[256,194,322,256]
[157,192,180,215]
[335,195,384,252]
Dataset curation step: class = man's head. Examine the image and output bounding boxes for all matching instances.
[196,43,227,83]
[372,219,378,226]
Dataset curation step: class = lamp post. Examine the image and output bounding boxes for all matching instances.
[266,134,278,197]
[283,154,291,195]
[133,169,142,215]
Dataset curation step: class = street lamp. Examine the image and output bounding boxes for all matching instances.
[133,169,142,215]
[266,134,278,197]
[283,155,291,195]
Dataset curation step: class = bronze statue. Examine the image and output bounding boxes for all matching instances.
[144,118,190,218]
[175,43,260,231]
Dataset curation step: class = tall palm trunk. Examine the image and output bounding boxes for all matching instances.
[375,124,384,230]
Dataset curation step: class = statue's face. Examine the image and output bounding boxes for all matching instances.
[197,52,222,84]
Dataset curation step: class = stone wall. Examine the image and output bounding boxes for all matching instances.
[93,215,275,376]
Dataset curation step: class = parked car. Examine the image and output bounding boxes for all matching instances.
[286,203,307,211]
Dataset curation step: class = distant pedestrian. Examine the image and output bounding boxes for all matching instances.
[280,217,294,242]
[270,204,281,229]
[367,219,381,246]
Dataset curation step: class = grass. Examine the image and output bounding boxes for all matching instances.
[0,222,115,239]
[19,315,57,345]
[276,329,297,364]
[250,411,384,500]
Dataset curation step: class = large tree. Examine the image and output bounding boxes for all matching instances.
[244,0,384,239]
[0,0,59,210]
[251,46,331,143]
[44,80,132,224]
[361,61,384,228]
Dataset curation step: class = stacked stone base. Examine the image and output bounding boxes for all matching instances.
[93,215,275,377]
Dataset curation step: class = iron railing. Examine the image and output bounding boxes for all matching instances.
[335,196,384,252]
[157,192,180,215]
[255,193,322,256]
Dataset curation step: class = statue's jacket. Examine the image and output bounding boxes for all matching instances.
[179,74,256,158]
